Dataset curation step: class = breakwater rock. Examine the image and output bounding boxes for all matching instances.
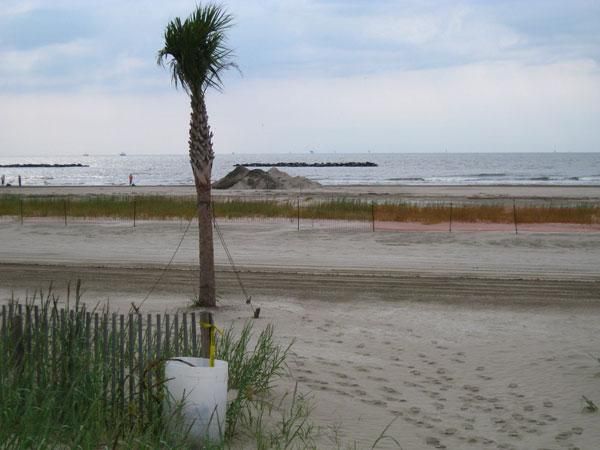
[0,163,89,168]
[234,161,377,168]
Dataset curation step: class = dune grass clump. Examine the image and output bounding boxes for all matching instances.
[376,202,457,224]
[375,202,513,224]
[1,194,598,225]
[69,195,139,219]
[218,323,292,439]
[300,199,371,221]
[514,204,600,224]
[215,199,296,220]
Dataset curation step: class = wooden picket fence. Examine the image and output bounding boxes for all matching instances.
[0,300,207,430]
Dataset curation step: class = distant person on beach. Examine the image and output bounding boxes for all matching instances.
[18,175,21,187]
[1,174,4,186]
[129,173,133,186]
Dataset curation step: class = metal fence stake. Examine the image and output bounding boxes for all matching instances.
[513,199,518,235]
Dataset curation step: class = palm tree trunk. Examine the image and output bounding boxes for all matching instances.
[189,93,216,307]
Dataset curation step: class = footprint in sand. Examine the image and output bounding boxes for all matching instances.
[332,371,353,380]
[360,398,387,407]
[463,384,480,393]
[322,360,340,367]
[333,389,351,397]
[555,431,572,441]
[381,386,399,394]
[425,436,443,447]
[367,375,389,382]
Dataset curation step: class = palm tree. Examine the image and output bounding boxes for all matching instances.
[158,4,237,307]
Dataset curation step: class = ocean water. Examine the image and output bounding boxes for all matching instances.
[0,153,599,187]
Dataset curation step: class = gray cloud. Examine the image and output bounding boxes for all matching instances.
[0,1,599,156]
[0,0,599,91]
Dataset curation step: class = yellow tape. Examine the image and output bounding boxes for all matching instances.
[200,321,223,367]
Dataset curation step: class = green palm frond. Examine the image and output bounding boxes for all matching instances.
[157,3,238,95]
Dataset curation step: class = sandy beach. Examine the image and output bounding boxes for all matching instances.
[1,185,600,449]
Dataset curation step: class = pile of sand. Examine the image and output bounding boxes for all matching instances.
[213,167,320,190]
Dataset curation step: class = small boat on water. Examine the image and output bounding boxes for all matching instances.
[82,153,89,157]
[119,152,127,156]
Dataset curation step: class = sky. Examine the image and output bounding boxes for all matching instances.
[0,0,599,156]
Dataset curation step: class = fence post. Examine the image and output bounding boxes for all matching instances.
[371,202,375,232]
[128,314,134,416]
[449,202,453,233]
[199,311,213,359]
[137,315,144,427]
[513,199,518,235]
[297,197,300,231]
[133,199,136,228]
[11,315,24,374]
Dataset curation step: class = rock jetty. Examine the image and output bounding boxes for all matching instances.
[0,163,89,168]
[234,161,377,168]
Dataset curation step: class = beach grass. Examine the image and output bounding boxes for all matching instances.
[0,286,311,449]
[0,290,190,448]
[0,194,598,225]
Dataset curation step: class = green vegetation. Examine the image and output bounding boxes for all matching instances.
[0,289,188,448]
[0,194,598,225]
[0,286,313,449]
